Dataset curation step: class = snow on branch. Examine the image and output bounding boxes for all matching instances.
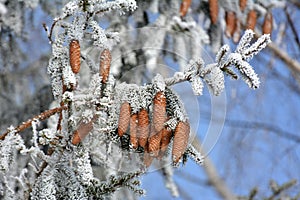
[0,0,271,199]
[185,144,204,165]
[87,170,145,198]
[165,30,271,92]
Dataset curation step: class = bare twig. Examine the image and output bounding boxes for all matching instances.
[43,17,65,44]
[248,187,258,200]
[267,42,300,74]
[0,106,68,140]
[191,138,238,200]
[48,19,60,43]
[254,29,300,75]
[289,0,300,9]
[224,118,300,143]
[42,23,51,43]
[284,7,300,50]
[267,179,297,200]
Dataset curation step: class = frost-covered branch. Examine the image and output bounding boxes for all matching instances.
[0,0,273,199]
[165,30,270,94]
[87,170,145,198]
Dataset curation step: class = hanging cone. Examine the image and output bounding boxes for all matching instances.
[262,12,273,35]
[158,127,173,158]
[153,91,166,132]
[143,145,154,168]
[209,0,218,24]
[138,108,150,148]
[130,113,138,149]
[71,119,94,145]
[179,0,192,17]
[239,0,247,12]
[99,49,112,84]
[148,124,162,157]
[69,39,81,74]
[233,19,241,43]
[225,11,236,38]
[172,121,190,164]
[118,102,131,137]
[246,10,257,30]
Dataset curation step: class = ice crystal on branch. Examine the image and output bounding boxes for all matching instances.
[30,168,57,200]
[185,144,204,165]
[0,131,18,172]
[215,30,271,89]
[87,170,144,198]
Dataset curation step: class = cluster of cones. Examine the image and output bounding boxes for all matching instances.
[225,2,273,42]
[117,91,190,167]
[68,39,191,167]
[179,0,273,43]
[213,0,273,42]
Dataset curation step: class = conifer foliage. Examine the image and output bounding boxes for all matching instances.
[0,0,272,199]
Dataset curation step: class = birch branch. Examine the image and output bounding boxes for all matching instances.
[191,138,238,200]
[267,42,300,74]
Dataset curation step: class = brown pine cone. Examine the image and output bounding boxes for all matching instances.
[148,125,162,157]
[100,49,112,84]
[153,91,166,132]
[246,10,257,30]
[209,0,218,24]
[262,12,273,35]
[118,102,131,137]
[179,0,192,17]
[130,113,138,149]
[71,119,94,145]
[225,11,236,38]
[69,39,81,74]
[172,121,190,164]
[239,0,247,12]
[158,127,172,158]
[233,19,241,43]
[138,108,150,148]
[143,145,154,168]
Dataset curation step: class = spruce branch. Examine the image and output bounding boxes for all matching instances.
[0,1,278,199]
[87,170,145,198]
[185,144,204,166]
[164,30,270,93]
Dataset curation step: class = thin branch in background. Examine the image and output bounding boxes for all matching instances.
[255,49,300,96]
[267,42,300,74]
[191,138,238,200]
[248,187,258,200]
[269,63,300,96]
[289,0,300,9]
[267,179,297,200]
[43,17,65,44]
[284,7,300,50]
[254,30,300,75]
[42,23,52,43]
[224,119,300,143]
[176,183,194,200]
[176,171,207,186]
[200,110,300,144]
[238,180,298,200]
